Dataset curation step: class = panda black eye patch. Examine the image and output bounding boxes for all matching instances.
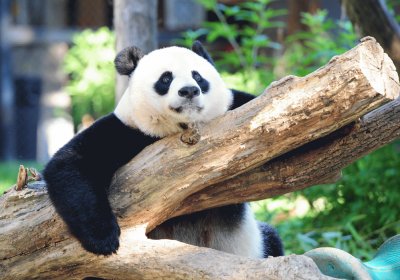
[192,71,209,93]
[154,71,173,95]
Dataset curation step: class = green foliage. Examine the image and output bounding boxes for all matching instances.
[253,141,400,260]
[0,162,43,195]
[179,0,286,93]
[386,0,400,23]
[63,27,116,129]
[304,142,400,228]
[279,10,357,77]
[180,4,356,93]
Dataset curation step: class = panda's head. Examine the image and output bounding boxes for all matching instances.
[114,42,233,137]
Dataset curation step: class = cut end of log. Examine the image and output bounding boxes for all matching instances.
[358,37,400,100]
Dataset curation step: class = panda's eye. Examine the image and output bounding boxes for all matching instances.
[192,71,203,82]
[192,70,210,93]
[155,72,173,96]
[159,71,173,84]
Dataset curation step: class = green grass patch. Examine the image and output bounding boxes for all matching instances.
[0,161,43,195]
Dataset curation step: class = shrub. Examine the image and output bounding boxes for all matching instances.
[277,10,357,77]
[63,27,116,129]
[179,0,285,93]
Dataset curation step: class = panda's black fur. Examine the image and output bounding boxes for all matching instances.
[44,41,283,258]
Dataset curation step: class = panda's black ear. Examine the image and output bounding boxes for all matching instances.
[114,46,145,76]
[191,41,215,66]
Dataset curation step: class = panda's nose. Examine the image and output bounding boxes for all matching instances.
[178,86,200,99]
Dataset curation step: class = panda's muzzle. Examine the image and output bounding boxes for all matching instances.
[178,86,200,99]
[170,86,203,113]
[169,104,203,114]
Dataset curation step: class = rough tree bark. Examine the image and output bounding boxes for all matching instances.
[174,98,400,217]
[0,38,399,279]
[342,0,400,72]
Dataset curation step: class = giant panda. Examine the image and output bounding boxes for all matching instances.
[44,41,284,258]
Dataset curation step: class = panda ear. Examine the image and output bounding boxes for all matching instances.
[191,41,215,66]
[114,46,145,76]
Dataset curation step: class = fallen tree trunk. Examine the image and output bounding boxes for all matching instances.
[174,97,400,216]
[0,37,399,279]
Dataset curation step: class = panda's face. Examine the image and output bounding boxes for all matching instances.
[115,46,233,137]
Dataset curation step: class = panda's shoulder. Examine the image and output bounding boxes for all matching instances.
[48,113,158,169]
[229,89,256,110]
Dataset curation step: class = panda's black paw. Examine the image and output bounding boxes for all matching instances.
[79,218,121,256]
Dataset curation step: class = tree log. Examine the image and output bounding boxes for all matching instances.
[0,38,399,279]
[174,97,400,216]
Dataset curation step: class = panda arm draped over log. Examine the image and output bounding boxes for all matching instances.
[44,41,284,258]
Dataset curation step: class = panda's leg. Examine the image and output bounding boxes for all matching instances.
[201,203,264,258]
[212,204,284,258]
[45,165,120,256]
[149,204,263,258]
[258,221,284,257]
[150,203,283,258]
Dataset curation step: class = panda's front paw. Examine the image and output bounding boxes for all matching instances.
[80,218,121,256]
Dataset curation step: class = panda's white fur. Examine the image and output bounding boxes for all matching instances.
[115,46,233,137]
[115,46,263,258]
[222,205,264,257]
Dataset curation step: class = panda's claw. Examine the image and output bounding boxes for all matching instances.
[81,230,120,256]
[78,217,121,256]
